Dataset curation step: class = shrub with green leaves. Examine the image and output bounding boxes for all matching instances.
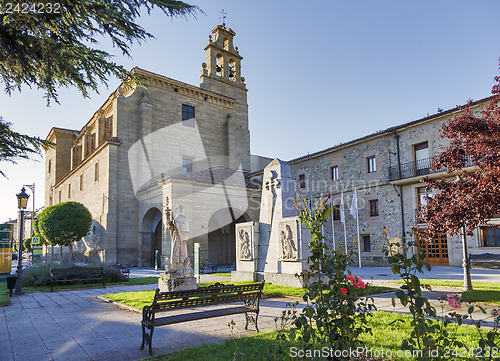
[38,201,92,249]
[267,199,376,360]
[23,238,32,252]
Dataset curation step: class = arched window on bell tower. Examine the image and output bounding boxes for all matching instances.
[229,59,236,80]
[216,54,224,77]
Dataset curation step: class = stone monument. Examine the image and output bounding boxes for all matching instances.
[158,200,196,291]
[232,159,310,287]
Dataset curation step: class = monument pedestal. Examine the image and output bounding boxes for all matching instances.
[158,268,196,292]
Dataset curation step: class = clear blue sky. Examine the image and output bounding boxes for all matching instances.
[1,0,499,221]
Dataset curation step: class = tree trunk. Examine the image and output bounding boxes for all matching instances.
[462,226,473,291]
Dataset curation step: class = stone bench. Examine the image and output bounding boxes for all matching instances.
[50,266,105,292]
[140,282,264,355]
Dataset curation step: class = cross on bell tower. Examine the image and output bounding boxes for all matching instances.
[200,23,246,97]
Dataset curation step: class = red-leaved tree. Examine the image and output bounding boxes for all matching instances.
[420,66,500,291]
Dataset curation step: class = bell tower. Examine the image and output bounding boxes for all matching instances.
[200,24,247,103]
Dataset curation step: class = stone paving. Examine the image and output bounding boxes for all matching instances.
[2,268,499,361]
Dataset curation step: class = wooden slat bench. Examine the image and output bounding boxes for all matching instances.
[140,282,264,355]
[50,266,105,292]
[469,253,500,269]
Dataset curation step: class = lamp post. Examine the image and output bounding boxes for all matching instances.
[23,183,35,237]
[15,187,29,295]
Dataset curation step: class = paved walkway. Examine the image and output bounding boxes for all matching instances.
[2,266,499,360]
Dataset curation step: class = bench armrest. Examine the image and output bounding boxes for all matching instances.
[142,305,155,324]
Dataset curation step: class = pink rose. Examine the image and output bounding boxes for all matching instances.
[354,280,366,289]
[340,287,348,295]
[447,293,462,308]
[346,274,355,282]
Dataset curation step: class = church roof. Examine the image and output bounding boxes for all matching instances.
[166,167,260,189]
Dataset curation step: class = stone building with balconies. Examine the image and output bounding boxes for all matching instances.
[278,96,499,267]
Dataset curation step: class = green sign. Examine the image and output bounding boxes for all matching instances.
[0,223,13,245]
[32,236,40,244]
[33,246,43,256]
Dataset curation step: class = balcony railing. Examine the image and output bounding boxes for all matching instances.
[389,156,473,181]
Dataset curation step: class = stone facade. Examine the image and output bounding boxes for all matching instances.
[44,24,267,267]
[44,22,500,271]
[275,97,500,267]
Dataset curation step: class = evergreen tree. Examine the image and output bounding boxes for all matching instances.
[0,0,199,104]
[0,116,54,177]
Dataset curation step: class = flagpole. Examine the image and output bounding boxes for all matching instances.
[330,193,335,251]
[356,204,361,268]
[320,193,324,242]
[341,189,347,252]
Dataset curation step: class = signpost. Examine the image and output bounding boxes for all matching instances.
[194,243,200,283]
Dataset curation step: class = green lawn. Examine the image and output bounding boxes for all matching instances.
[208,272,231,277]
[144,311,486,361]
[103,281,393,310]
[389,279,500,304]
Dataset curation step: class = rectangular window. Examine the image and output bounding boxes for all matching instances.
[48,159,51,174]
[182,157,193,173]
[414,141,430,175]
[482,227,500,247]
[369,199,379,217]
[68,184,71,199]
[367,156,376,173]
[333,205,341,220]
[182,104,195,127]
[331,166,339,181]
[298,174,306,189]
[363,235,371,252]
[95,162,99,182]
[58,190,61,203]
[80,174,84,191]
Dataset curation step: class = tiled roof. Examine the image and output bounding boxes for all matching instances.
[167,167,260,189]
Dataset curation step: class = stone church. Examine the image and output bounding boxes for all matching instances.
[45,23,500,270]
[45,24,270,267]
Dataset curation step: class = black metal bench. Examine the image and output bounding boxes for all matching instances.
[140,282,264,355]
[113,264,130,279]
[50,266,105,292]
[201,262,218,273]
[469,253,500,269]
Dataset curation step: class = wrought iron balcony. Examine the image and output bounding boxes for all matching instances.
[389,156,474,181]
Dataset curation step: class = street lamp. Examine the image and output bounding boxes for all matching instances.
[15,187,29,295]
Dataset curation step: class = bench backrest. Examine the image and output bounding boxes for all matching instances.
[51,266,103,278]
[151,282,264,312]
[469,253,499,260]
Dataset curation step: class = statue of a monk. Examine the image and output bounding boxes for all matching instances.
[168,205,191,273]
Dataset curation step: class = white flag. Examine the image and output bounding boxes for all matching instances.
[350,187,358,219]
[340,190,345,224]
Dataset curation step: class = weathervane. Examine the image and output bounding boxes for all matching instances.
[220,9,227,25]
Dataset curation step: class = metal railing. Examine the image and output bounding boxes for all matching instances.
[388,156,473,181]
